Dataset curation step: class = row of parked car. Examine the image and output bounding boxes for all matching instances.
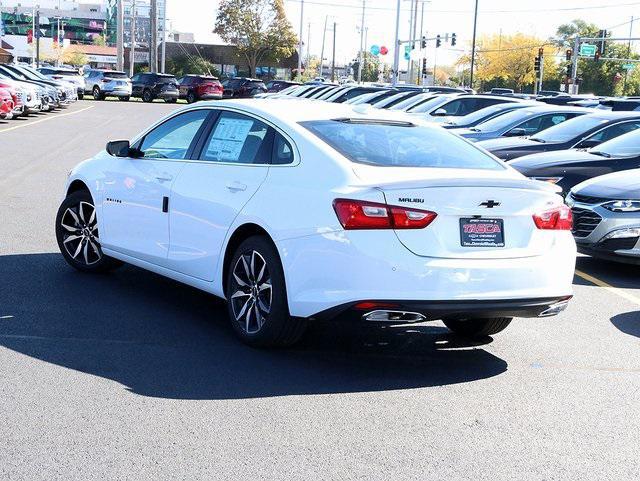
[253,82,640,265]
[0,63,80,120]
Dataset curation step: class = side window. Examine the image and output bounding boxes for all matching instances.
[439,99,464,115]
[200,111,271,164]
[131,74,140,82]
[514,114,565,134]
[272,133,294,165]
[587,121,640,143]
[139,110,210,160]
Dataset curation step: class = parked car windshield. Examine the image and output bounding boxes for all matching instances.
[405,95,450,113]
[530,115,610,143]
[302,119,504,170]
[450,104,523,127]
[591,129,640,157]
[473,108,534,131]
[388,93,435,111]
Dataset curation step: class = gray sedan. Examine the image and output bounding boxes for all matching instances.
[567,169,640,264]
[454,106,591,141]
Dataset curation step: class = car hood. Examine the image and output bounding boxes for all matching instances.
[476,136,542,151]
[509,150,597,170]
[572,169,640,200]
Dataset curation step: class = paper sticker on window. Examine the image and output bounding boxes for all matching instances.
[206,117,254,162]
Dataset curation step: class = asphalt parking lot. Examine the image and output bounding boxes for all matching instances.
[0,100,639,481]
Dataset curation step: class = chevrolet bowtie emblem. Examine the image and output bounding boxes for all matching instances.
[479,200,501,208]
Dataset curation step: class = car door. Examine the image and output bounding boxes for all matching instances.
[167,109,276,281]
[100,109,211,266]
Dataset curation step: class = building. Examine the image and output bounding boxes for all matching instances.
[65,43,117,68]
[106,0,166,48]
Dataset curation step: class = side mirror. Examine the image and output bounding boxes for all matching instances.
[106,140,131,157]
[504,127,526,137]
[575,138,600,149]
[432,108,448,116]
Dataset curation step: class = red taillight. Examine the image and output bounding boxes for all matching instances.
[354,301,400,310]
[333,198,437,230]
[532,205,572,230]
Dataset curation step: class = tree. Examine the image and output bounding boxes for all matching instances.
[214,0,297,77]
[458,33,557,91]
[554,19,639,95]
[350,52,381,82]
[63,50,88,67]
[166,55,221,78]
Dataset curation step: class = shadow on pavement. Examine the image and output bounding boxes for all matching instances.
[610,311,640,338]
[0,253,507,400]
[576,256,640,290]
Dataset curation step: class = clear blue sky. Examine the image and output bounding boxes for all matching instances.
[166,0,640,66]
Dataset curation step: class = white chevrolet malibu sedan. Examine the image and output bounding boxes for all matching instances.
[56,99,576,347]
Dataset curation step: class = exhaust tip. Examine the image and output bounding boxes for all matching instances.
[363,310,426,323]
[539,300,570,317]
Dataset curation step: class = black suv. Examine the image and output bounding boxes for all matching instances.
[222,77,267,98]
[131,73,179,103]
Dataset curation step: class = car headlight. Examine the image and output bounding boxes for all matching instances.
[602,200,640,212]
[601,228,640,240]
[530,176,563,184]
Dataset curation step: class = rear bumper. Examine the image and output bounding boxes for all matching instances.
[199,93,223,100]
[156,91,179,99]
[577,244,640,265]
[311,296,573,321]
[105,90,131,97]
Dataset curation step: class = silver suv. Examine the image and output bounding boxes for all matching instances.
[84,70,132,101]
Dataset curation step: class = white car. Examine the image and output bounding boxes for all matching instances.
[56,99,576,347]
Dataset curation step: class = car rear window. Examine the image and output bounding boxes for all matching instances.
[103,71,129,79]
[157,75,177,83]
[302,119,504,170]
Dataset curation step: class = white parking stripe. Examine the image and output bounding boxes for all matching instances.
[575,269,640,306]
[0,105,94,133]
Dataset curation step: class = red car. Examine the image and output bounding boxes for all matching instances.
[0,87,15,120]
[178,75,223,103]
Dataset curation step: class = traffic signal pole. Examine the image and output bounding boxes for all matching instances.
[391,0,401,85]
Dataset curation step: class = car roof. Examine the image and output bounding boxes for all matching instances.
[582,110,640,120]
[513,105,592,114]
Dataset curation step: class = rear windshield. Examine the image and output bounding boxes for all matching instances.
[530,115,609,143]
[302,119,504,170]
[51,68,79,75]
[156,75,177,83]
[103,71,129,79]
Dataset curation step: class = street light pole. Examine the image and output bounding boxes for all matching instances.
[391,0,401,85]
[297,0,304,79]
[129,0,136,76]
[116,0,124,71]
[357,0,365,84]
[319,15,328,78]
[331,22,336,82]
[469,0,479,89]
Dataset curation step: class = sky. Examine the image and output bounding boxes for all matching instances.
[166,0,640,67]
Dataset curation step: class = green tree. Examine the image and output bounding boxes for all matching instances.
[555,19,638,95]
[350,52,380,82]
[214,0,297,77]
[166,55,221,78]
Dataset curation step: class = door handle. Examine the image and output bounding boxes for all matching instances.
[155,175,173,182]
[226,181,247,192]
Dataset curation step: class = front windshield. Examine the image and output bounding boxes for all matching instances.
[345,91,380,105]
[530,115,609,143]
[473,108,535,132]
[591,129,640,157]
[372,91,414,108]
[389,93,434,111]
[452,104,521,127]
[302,119,504,170]
[19,67,48,80]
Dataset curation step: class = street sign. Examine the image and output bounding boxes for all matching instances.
[579,44,597,56]
[404,45,411,61]
[623,63,636,70]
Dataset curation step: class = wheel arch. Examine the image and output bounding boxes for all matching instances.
[67,179,90,196]
[221,223,280,296]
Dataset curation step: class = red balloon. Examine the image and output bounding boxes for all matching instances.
[380,46,389,55]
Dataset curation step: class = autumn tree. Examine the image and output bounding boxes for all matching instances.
[214,0,298,77]
[458,33,557,91]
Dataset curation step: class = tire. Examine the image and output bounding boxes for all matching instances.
[55,190,121,273]
[443,317,513,337]
[226,236,306,347]
[164,98,177,103]
[78,92,84,100]
[92,86,103,101]
[118,96,130,102]
[142,89,153,102]
[186,91,196,104]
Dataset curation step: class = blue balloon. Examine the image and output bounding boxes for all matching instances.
[370,45,380,56]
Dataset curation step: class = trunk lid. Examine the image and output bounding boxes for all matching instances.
[353,166,563,259]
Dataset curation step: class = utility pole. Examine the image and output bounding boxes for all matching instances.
[129,0,136,76]
[391,0,401,85]
[363,26,368,82]
[409,0,419,84]
[571,36,580,95]
[624,16,634,92]
[407,0,414,80]
[150,0,157,73]
[160,0,166,72]
[469,0,479,89]
[30,5,36,66]
[35,9,40,67]
[357,0,365,83]
[331,22,336,82]
[319,15,328,78]
[116,0,124,71]
[297,0,304,79]
[306,21,311,76]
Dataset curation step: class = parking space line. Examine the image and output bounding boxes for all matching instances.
[575,269,640,306]
[0,105,94,133]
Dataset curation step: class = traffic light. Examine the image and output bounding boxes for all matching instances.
[451,33,457,46]
[538,47,544,57]
[422,58,427,75]
[436,35,441,48]
[421,36,426,49]
[597,29,607,55]
[566,49,572,61]
[566,62,572,78]
[594,50,601,62]
[534,56,541,72]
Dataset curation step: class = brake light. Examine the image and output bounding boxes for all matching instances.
[333,198,437,230]
[532,205,572,230]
